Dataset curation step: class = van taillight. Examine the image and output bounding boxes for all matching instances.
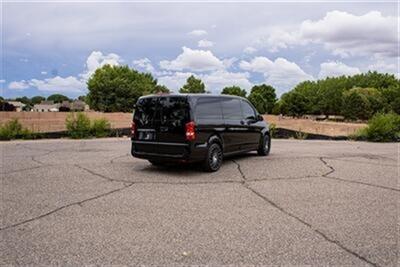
[131,121,136,136]
[185,121,196,141]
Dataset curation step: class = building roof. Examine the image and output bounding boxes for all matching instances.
[8,101,26,108]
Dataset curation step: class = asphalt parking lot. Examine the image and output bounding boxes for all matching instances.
[1,138,398,266]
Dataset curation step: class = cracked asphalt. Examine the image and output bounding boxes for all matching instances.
[1,138,398,266]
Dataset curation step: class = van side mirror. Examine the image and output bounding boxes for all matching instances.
[257,114,263,121]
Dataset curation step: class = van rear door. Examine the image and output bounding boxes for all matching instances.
[156,96,190,143]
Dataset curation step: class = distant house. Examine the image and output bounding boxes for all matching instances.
[32,101,60,112]
[7,101,26,112]
[71,100,89,111]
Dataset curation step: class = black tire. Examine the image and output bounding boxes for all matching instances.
[203,143,223,172]
[148,160,165,166]
[257,133,271,156]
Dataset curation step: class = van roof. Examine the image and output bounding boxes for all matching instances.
[139,93,247,101]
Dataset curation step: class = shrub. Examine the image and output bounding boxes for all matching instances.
[269,123,276,138]
[0,119,34,140]
[91,118,111,138]
[356,112,400,142]
[66,113,91,139]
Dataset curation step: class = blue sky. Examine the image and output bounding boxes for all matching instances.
[1,0,398,99]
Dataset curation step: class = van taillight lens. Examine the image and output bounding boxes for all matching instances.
[185,121,196,141]
[131,121,136,136]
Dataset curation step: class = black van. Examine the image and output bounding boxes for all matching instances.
[131,94,270,172]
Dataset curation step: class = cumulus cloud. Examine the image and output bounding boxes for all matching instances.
[300,11,397,58]
[367,60,398,77]
[133,58,155,73]
[319,61,361,78]
[29,76,86,93]
[158,70,252,93]
[159,47,224,72]
[198,39,214,48]
[41,71,47,75]
[256,11,397,58]
[243,46,257,54]
[80,51,122,80]
[9,81,29,90]
[0,79,6,83]
[188,29,207,36]
[240,56,313,91]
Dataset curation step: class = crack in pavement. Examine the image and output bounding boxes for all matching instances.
[0,183,134,231]
[232,159,379,267]
[319,157,399,192]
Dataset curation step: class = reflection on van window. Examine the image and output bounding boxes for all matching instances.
[221,98,242,120]
[195,97,223,120]
[241,100,255,119]
[159,97,189,127]
[135,97,157,127]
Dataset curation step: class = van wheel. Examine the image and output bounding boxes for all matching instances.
[257,133,271,156]
[203,143,223,172]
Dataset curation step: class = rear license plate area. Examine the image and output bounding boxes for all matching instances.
[138,129,156,141]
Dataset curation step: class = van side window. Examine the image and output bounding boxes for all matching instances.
[241,100,256,119]
[195,97,223,122]
[221,98,242,120]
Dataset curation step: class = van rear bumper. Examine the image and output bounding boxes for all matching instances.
[131,140,207,162]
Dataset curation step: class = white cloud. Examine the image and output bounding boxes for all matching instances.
[81,51,122,80]
[0,79,6,83]
[300,11,397,58]
[243,46,257,54]
[188,29,207,36]
[29,76,86,93]
[367,60,399,77]
[159,46,224,72]
[240,56,314,91]
[222,57,238,69]
[9,81,29,90]
[254,11,397,58]
[158,70,252,93]
[132,58,155,73]
[201,70,253,93]
[198,39,214,48]
[41,71,47,75]
[319,61,361,78]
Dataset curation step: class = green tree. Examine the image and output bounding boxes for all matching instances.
[87,65,157,112]
[280,91,308,117]
[179,75,205,93]
[77,95,87,102]
[47,94,70,103]
[247,84,277,114]
[151,85,170,94]
[221,86,247,97]
[31,96,46,105]
[342,90,371,120]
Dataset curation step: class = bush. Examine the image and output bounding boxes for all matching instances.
[356,112,400,142]
[91,118,111,138]
[66,113,91,139]
[65,113,111,139]
[0,119,34,140]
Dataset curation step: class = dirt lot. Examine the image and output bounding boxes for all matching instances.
[265,115,366,137]
[1,112,366,137]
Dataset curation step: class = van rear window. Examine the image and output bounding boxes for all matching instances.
[134,97,157,128]
[158,96,190,127]
[134,96,189,128]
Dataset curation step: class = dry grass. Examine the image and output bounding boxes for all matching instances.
[264,115,366,137]
[0,112,132,133]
